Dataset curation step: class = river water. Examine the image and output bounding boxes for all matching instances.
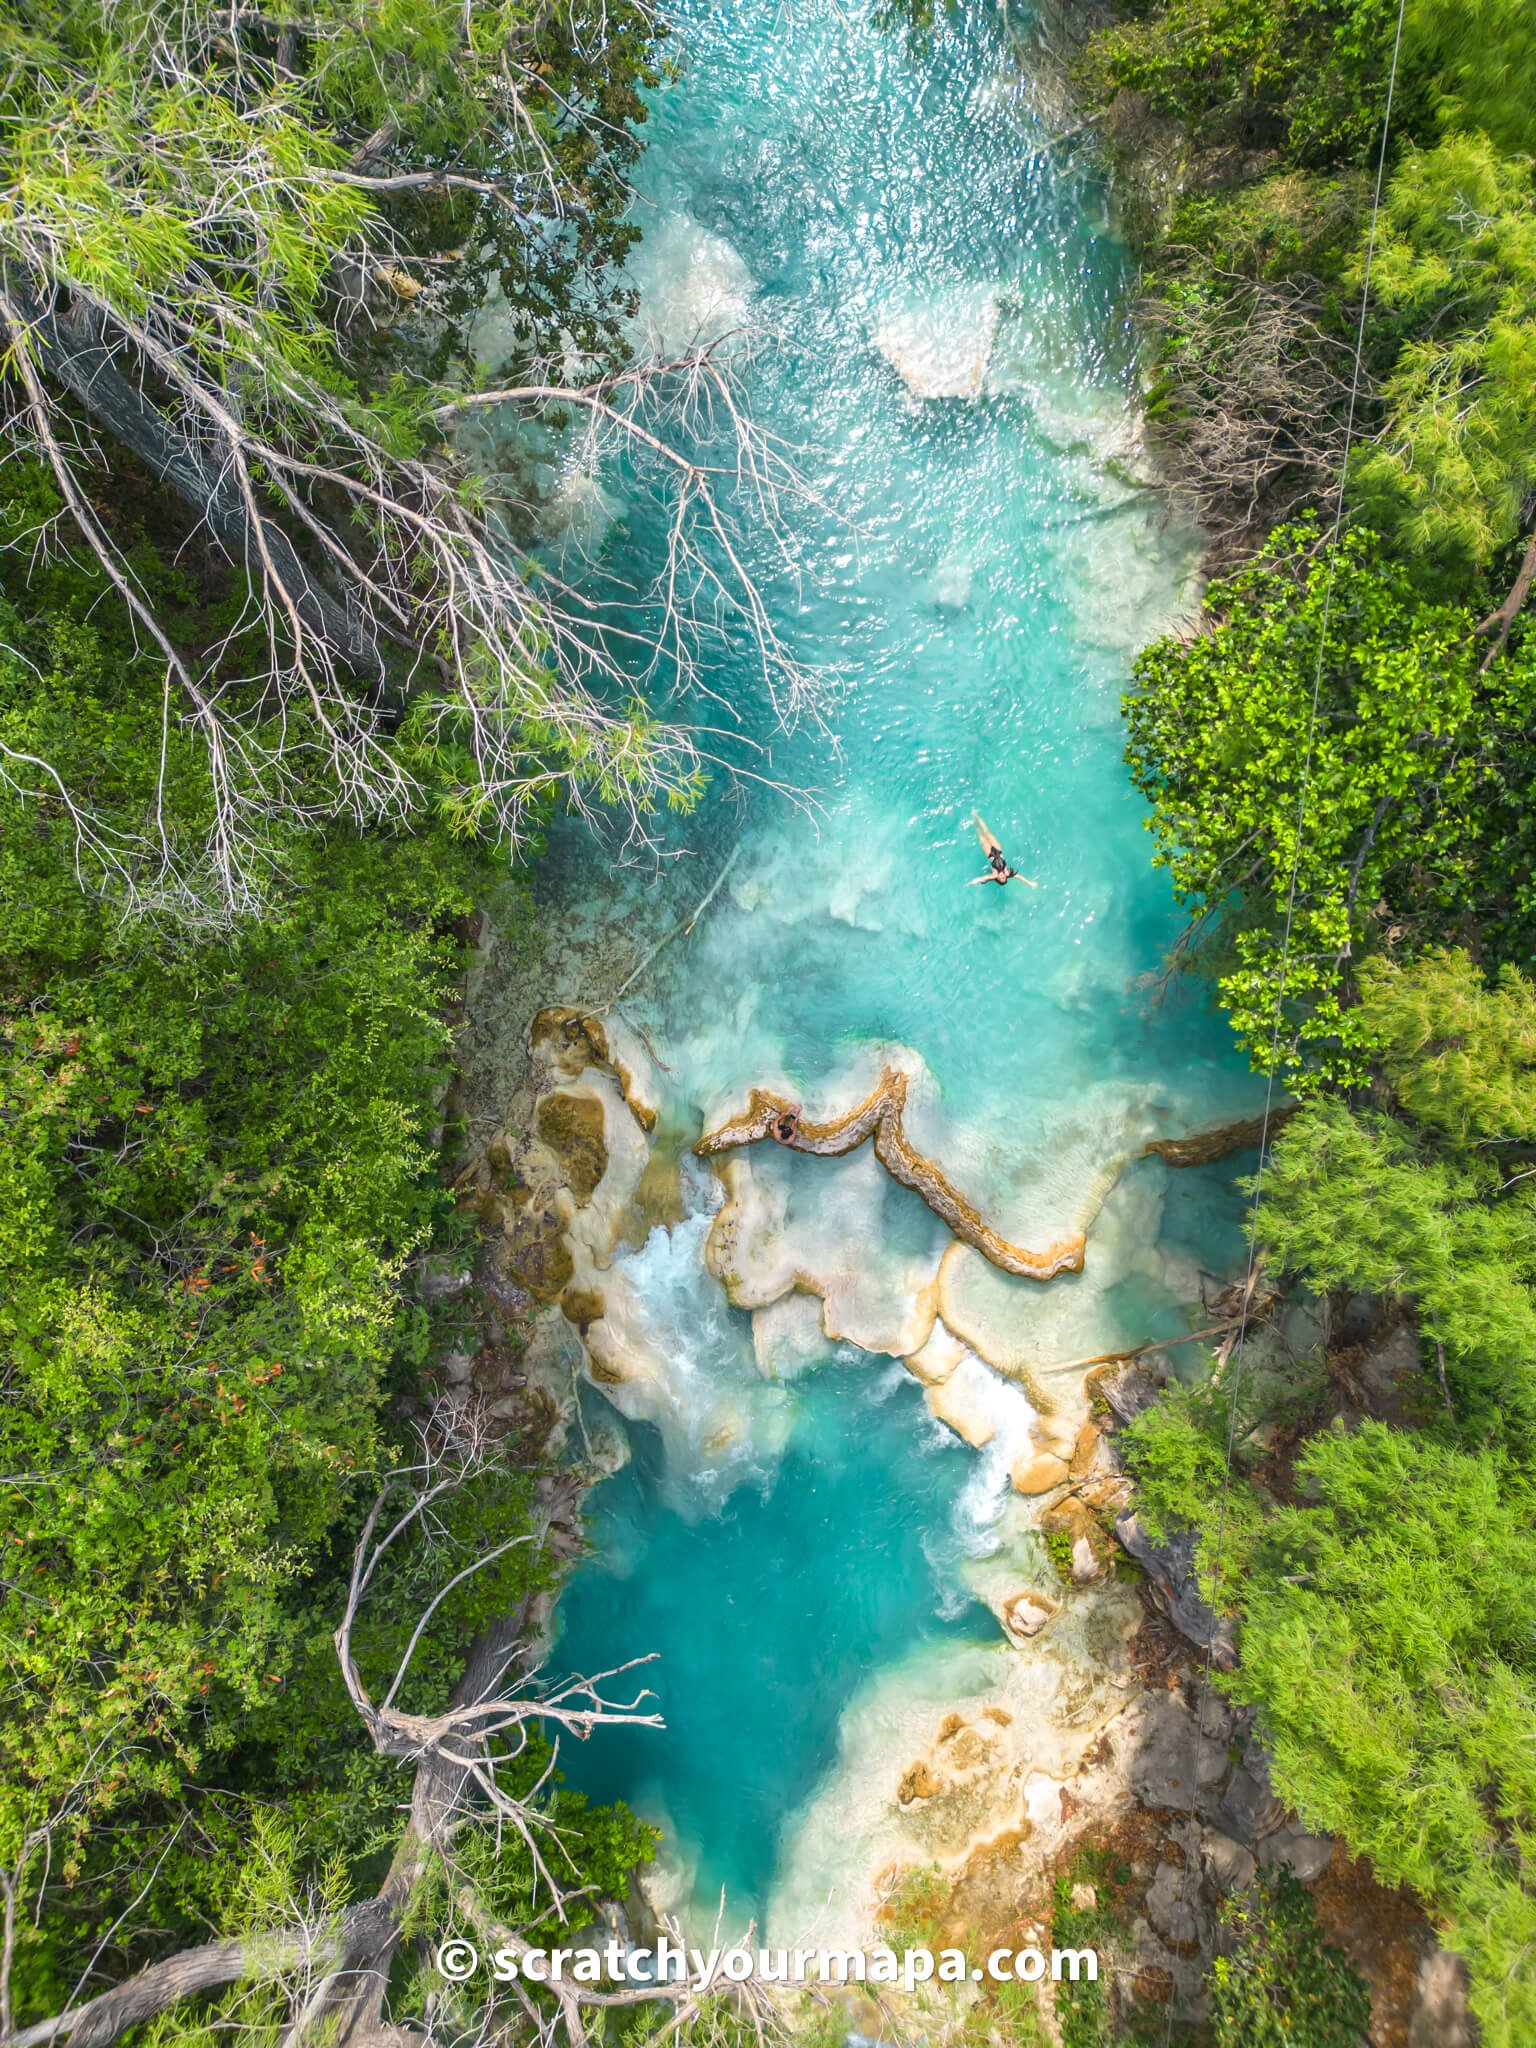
[491,0,1260,1945]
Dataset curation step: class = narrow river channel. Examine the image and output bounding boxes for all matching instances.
[487,0,1263,1945]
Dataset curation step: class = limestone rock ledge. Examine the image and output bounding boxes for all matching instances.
[697,1068,1085,1283]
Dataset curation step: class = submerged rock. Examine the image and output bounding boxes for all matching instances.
[503,1204,575,1301]
[560,1286,606,1331]
[536,1090,609,1205]
[528,1005,659,1132]
[627,211,754,357]
[872,289,1000,401]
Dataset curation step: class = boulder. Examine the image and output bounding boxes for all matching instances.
[1145,1861,1202,1949]
[1000,1589,1057,1643]
[1258,1823,1332,1882]
[925,1372,997,1448]
[897,1760,943,1805]
[1068,1417,1101,1480]
[1011,1451,1069,1495]
[1042,1492,1096,1543]
[1115,1511,1238,1668]
[905,1322,969,1388]
[1218,1767,1287,1844]
[1408,1950,1474,2048]
[1127,1692,1202,1812]
[1199,1830,1256,1895]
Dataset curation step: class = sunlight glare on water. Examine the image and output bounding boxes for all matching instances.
[534,0,1262,1936]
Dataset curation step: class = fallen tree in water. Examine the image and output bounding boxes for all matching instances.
[697,1069,1086,1282]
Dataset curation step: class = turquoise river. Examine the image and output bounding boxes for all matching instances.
[476,0,1263,1949]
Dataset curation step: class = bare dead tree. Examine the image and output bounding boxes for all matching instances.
[0,3,833,926]
[1139,264,1366,559]
[333,1409,664,1922]
[0,1401,789,2048]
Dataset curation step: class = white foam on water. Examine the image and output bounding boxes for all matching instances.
[917,1347,1040,1615]
[627,210,755,357]
[872,285,1002,401]
[593,1184,798,1516]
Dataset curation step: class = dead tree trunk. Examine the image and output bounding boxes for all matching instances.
[2,270,383,678]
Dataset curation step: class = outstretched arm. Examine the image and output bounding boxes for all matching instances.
[967,869,1002,886]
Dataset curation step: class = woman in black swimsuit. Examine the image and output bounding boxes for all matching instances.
[967,812,1037,889]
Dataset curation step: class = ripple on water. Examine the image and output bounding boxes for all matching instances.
[541,0,1260,1940]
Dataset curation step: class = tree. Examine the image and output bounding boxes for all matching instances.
[0,1418,781,2048]
[1121,954,1536,2047]
[1227,1427,1536,2048]
[1404,0,1536,157]
[1123,524,1536,1081]
[1261,952,1536,1437]
[1350,134,1536,612]
[0,0,821,923]
[1077,0,1412,165]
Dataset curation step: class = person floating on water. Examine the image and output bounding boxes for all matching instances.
[770,1105,801,1145]
[967,812,1038,889]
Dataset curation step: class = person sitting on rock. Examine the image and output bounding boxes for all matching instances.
[770,1105,801,1145]
[968,810,1037,889]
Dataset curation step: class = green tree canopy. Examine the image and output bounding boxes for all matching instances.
[1124,525,1536,1081]
[1352,134,1536,581]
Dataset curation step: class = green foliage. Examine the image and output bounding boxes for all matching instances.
[0,0,704,910]
[1126,956,1536,2045]
[1359,947,1536,1143]
[1352,135,1536,579]
[877,1862,950,1951]
[1209,1867,1370,2046]
[0,542,662,2023]
[1050,1860,1115,2048]
[1166,168,1369,285]
[1262,952,1536,1438]
[0,781,478,1942]
[1228,1427,1536,2047]
[1088,0,1536,603]
[1121,1358,1297,1581]
[2,0,662,379]
[1078,0,1408,165]
[1124,524,1536,1080]
[1404,0,1536,158]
